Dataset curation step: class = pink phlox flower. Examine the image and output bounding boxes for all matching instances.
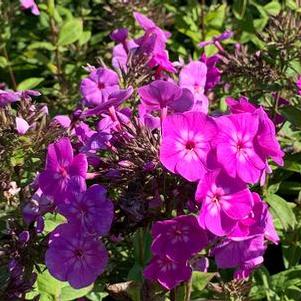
[196,169,253,236]
[20,0,40,15]
[179,61,209,113]
[160,111,217,182]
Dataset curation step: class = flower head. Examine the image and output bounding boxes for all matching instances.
[151,215,208,261]
[138,80,194,113]
[0,90,20,107]
[38,137,87,202]
[58,184,114,236]
[46,223,108,289]
[179,61,209,113]
[215,113,266,184]
[144,255,191,290]
[160,111,217,182]
[80,67,119,107]
[196,169,253,236]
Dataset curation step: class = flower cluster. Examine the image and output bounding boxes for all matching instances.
[6,11,286,295]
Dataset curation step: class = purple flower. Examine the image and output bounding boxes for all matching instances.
[196,170,253,236]
[215,113,266,184]
[38,137,87,202]
[144,255,191,290]
[22,189,53,225]
[20,0,40,15]
[160,111,217,182]
[110,28,128,43]
[15,117,30,135]
[138,80,194,113]
[199,30,233,47]
[0,90,20,107]
[179,61,209,113]
[212,235,265,279]
[58,184,113,236]
[112,40,137,71]
[151,215,208,261]
[80,67,119,107]
[200,54,221,91]
[46,223,108,289]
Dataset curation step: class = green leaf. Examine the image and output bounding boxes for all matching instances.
[280,106,301,129]
[205,4,226,29]
[28,42,56,51]
[233,0,248,20]
[192,271,216,292]
[79,31,91,46]
[265,194,296,230]
[43,213,66,233]
[17,77,44,91]
[0,56,8,68]
[58,19,83,46]
[61,283,93,301]
[264,1,281,16]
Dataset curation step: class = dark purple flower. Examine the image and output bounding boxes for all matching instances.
[110,28,128,43]
[38,137,87,203]
[144,255,191,290]
[58,184,113,236]
[46,223,108,289]
[151,215,208,261]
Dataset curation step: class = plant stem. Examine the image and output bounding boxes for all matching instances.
[2,45,17,90]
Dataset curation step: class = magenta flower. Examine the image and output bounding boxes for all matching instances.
[144,255,191,290]
[215,113,266,184]
[179,61,209,113]
[39,137,87,202]
[52,115,71,129]
[196,170,253,236]
[151,215,208,261]
[212,235,265,279]
[46,223,108,289]
[58,184,113,236]
[138,80,194,114]
[160,111,217,182]
[80,67,119,107]
[20,0,40,15]
[226,97,284,168]
[0,90,20,107]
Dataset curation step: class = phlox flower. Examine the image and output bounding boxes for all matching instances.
[160,111,217,182]
[179,61,209,113]
[144,255,191,290]
[20,0,40,15]
[39,137,87,203]
[0,90,20,107]
[45,223,108,289]
[112,40,137,71]
[80,67,119,107]
[226,97,284,179]
[110,28,128,43]
[151,215,208,261]
[199,30,233,48]
[200,54,221,91]
[196,170,253,236]
[138,80,194,114]
[58,184,113,236]
[215,112,266,184]
[212,235,266,279]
